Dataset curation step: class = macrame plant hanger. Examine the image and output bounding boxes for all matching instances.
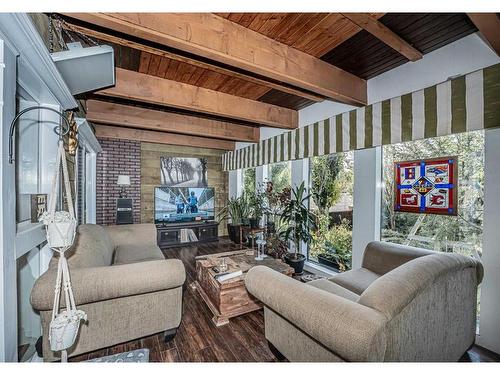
[9,106,86,362]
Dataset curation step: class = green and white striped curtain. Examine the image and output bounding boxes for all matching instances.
[223,63,500,171]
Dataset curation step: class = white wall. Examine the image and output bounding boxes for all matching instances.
[368,33,500,103]
[352,147,382,269]
[477,128,500,354]
[0,37,18,363]
[228,169,242,199]
[298,100,356,128]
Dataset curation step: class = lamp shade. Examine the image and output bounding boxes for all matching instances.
[117,175,131,186]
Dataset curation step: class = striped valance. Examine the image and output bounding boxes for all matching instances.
[222,63,500,171]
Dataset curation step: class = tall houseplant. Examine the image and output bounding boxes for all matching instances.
[280,182,317,274]
[218,196,249,243]
[247,191,265,229]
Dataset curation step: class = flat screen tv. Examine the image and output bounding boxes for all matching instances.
[154,186,215,224]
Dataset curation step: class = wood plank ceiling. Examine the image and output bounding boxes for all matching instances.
[59,13,480,150]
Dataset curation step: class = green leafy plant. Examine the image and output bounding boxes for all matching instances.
[218,196,249,225]
[265,220,288,259]
[310,216,352,271]
[262,181,291,224]
[247,191,265,220]
[280,182,317,257]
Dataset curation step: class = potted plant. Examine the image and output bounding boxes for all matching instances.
[218,196,249,244]
[265,221,289,260]
[310,217,353,272]
[247,191,264,229]
[262,182,291,234]
[280,182,317,275]
[317,241,352,272]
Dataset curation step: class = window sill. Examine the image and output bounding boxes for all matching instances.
[304,260,339,277]
[15,222,46,259]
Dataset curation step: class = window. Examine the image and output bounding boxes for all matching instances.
[381,131,484,257]
[381,131,484,327]
[269,161,291,193]
[308,151,354,271]
[242,168,256,197]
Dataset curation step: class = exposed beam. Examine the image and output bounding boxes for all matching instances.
[86,100,260,142]
[95,124,235,150]
[61,13,367,105]
[97,68,298,129]
[468,13,500,56]
[61,21,324,103]
[342,13,423,62]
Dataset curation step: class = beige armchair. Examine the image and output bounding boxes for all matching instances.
[246,241,483,362]
[31,224,186,361]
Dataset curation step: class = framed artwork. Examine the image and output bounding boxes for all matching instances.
[394,156,458,216]
[160,157,208,187]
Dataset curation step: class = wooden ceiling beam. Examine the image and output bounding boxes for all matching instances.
[342,13,423,62]
[61,20,324,102]
[97,68,298,129]
[61,13,367,105]
[95,124,235,150]
[86,100,260,142]
[467,14,500,56]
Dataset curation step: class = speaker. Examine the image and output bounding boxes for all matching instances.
[51,42,115,95]
[116,198,133,225]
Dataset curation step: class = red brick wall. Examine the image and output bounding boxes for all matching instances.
[96,138,141,225]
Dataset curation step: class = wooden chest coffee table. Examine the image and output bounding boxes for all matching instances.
[191,249,293,326]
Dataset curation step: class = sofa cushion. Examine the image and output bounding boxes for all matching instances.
[362,241,434,276]
[113,244,165,265]
[56,224,115,269]
[307,279,360,302]
[105,224,158,248]
[329,268,380,295]
[358,252,482,319]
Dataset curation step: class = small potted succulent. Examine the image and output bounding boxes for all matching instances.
[280,182,317,275]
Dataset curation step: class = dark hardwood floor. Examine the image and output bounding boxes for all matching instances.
[70,239,500,362]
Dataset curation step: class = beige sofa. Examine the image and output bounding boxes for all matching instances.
[31,224,186,361]
[246,241,483,362]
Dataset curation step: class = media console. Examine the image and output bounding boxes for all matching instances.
[156,221,219,248]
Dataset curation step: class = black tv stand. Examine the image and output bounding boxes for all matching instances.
[156,221,219,248]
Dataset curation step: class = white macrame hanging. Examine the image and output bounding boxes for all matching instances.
[39,140,86,362]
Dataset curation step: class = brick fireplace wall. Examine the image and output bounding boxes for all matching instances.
[96,138,141,225]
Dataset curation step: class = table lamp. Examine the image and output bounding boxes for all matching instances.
[117,175,131,198]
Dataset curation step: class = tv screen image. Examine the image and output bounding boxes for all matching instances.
[155,186,215,223]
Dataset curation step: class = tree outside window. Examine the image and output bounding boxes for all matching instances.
[242,168,256,197]
[309,152,354,272]
[269,162,291,193]
[381,131,484,258]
